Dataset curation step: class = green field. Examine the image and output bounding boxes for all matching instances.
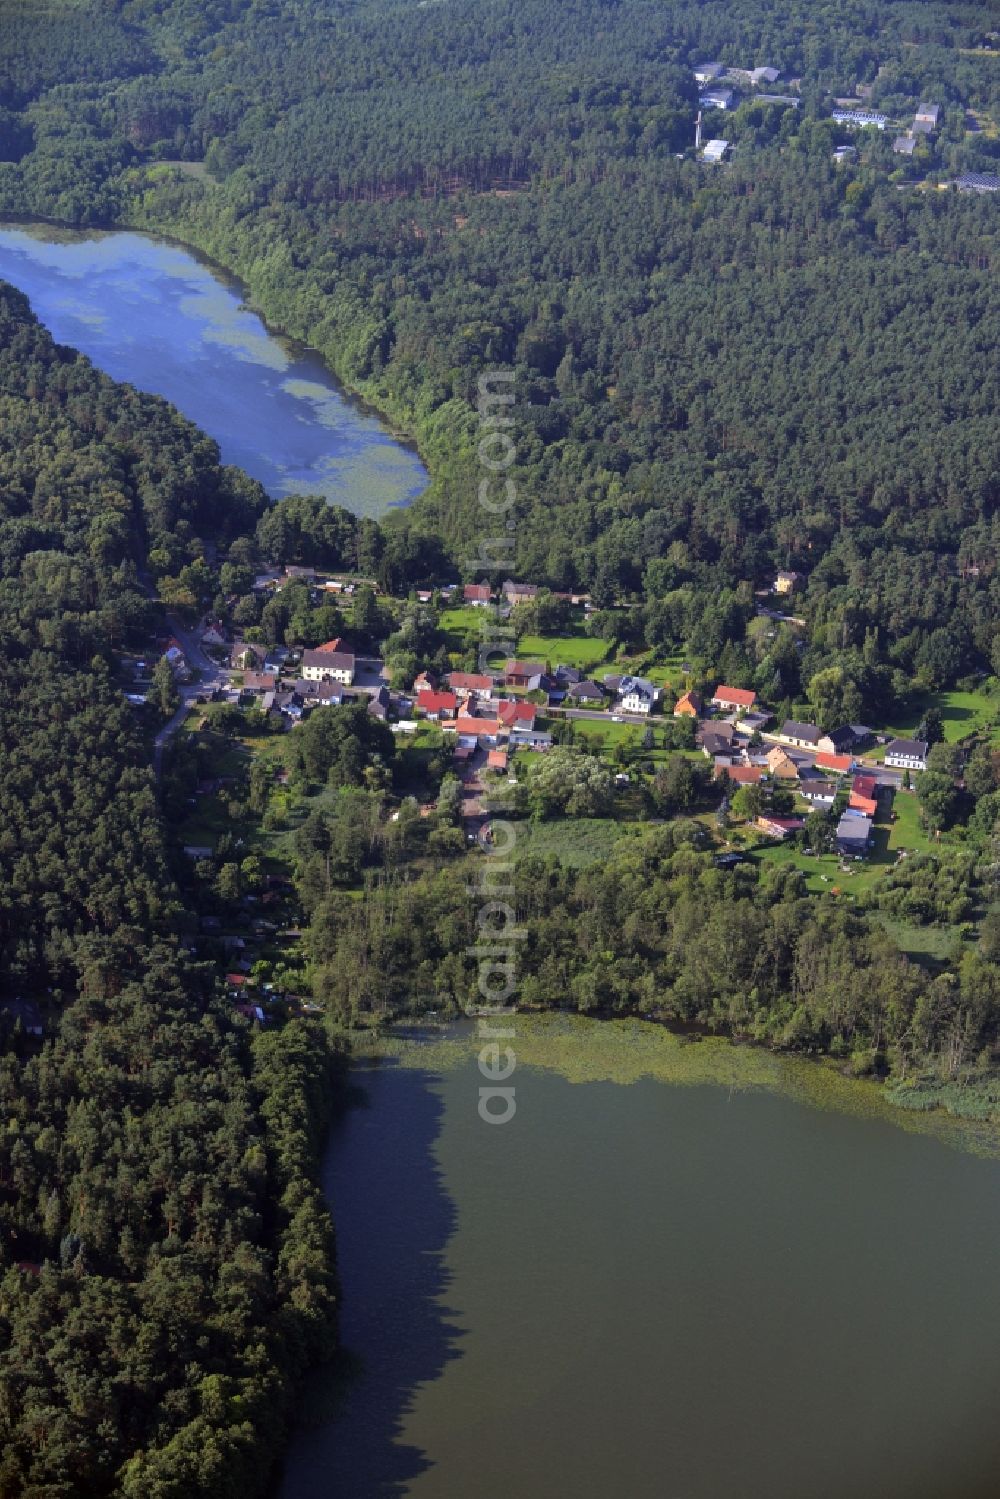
[509,817,641,867]
[516,626,610,671]
[878,687,1000,746]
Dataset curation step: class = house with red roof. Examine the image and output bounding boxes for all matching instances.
[715,764,763,784]
[497,699,537,729]
[756,814,805,840]
[815,752,853,775]
[452,715,502,742]
[487,749,509,771]
[416,689,458,719]
[464,582,492,605]
[712,685,757,712]
[447,671,495,697]
[674,690,703,718]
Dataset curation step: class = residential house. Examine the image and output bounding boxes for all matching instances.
[464,582,492,605]
[673,689,702,718]
[836,810,873,858]
[702,729,738,759]
[766,746,801,779]
[848,725,875,751]
[712,685,757,713]
[894,134,917,155]
[243,671,278,693]
[816,725,856,757]
[715,764,764,785]
[447,671,495,697]
[497,700,537,730]
[800,780,838,806]
[913,102,940,132]
[451,714,502,743]
[487,749,509,772]
[702,139,730,163]
[300,643,356,684]
[413,670,437,693]
[737,709,773,737]
[567,678,606,704]
[750,65,781,85]
[852,773,880,802]
[699,719,737,748]
[693,61,725,84]
[501,580,539,604]
[756,815,805,841]
[774,569,801,594]
[510,727,553,751]
[618,676,659,715]
[884,738,929,771]
[293,678,344,706]
[815,751,854,775]
[367,686,391,720]
[416,689,458,719]
[505,660,547,689]
[780,720,822,749]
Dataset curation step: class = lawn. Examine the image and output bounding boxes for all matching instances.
[439,605,488,637]
[516,626,610,671]
[558,717,645,752]
[878,687,1000,746]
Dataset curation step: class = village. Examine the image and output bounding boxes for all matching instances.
[117,555,1000,1036]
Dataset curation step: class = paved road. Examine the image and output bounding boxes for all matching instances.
[153,613,230,778]
[546,705,654,726]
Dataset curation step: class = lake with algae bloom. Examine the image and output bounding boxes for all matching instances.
[277,1015,1000,1499]
[0,224,427,519]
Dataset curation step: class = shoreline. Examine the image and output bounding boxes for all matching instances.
[359,1009,1000,1159]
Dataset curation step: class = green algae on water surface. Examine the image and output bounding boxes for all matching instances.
[363,1013,1000,1161]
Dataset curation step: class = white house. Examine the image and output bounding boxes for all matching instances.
[618,676,660,715]
[832,109,888,130]
[700,88,735,111]
[779,719,822,749]
[884,738,929,771]
[300,645,355,684]
[702,139,730,163]
[693,61,725,84]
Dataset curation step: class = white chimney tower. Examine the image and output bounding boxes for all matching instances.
[695,111,702,151]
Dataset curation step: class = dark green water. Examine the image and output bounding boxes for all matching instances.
[279,1033,1000,1499]
[0,224,426,518]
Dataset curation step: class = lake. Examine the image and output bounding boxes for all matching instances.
[0,224,427,519]
[278,1017,1000,1499]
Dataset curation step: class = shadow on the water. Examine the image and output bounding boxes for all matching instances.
[275,1056,463,1498]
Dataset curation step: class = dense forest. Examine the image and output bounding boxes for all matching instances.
[0,284,336,1496]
